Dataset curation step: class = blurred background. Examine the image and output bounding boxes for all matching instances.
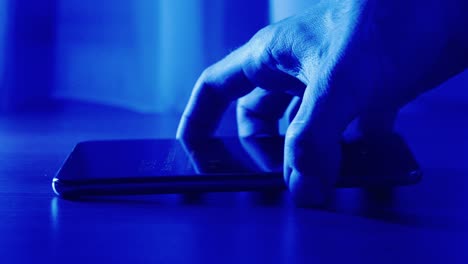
[0,0,466,119]
[0,0,270,114]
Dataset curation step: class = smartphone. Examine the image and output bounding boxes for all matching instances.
[52,134,422,198]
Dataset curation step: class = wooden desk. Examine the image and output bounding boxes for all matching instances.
[0,101,466,264]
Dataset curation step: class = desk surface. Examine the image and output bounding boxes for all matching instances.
[0,100,467,264]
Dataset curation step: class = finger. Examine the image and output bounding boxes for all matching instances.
[177,47,255,139]
[284,84,359,207]
[237,88,293,137]
[285,96,301,124]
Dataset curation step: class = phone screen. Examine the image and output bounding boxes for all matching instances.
[53,137,285,197]
[53,135,421,198]
[58,137,283,180]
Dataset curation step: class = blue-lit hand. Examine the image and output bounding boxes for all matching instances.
[177,0,467,206]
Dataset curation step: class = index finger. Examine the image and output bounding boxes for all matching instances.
[176,46,256,139]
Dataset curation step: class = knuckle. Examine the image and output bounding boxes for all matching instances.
[199,66,215,83]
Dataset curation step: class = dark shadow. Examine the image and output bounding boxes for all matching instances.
[2,0,57,112]
[318,187,454,229]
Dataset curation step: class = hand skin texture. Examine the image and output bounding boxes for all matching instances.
[177,0,467,206]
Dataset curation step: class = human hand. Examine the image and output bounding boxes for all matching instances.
[177,0,467,206]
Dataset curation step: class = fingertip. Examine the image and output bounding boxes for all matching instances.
[176,115,196,140]
[287,168,332,207]
[176,116,187,139]
[176,114,219,139]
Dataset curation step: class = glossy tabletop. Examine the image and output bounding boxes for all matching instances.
[0,98,467,264]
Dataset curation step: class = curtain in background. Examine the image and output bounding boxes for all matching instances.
[0,0,268,113]
[54,0,205,113]
[1,0,57,111]
[0,0,6,93]
[54,0,268,113]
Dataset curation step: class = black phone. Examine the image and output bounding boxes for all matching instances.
[52,134,422,198]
